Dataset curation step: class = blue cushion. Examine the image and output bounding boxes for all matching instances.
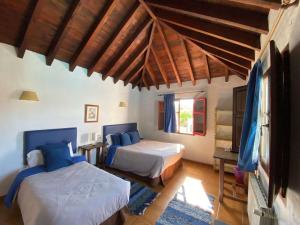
[111,133,121,145]
[128,131,140,144]
[120,133,132,146]
[41,143,72,172]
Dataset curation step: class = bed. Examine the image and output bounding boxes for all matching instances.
[17,127,130,225]
[103,123,184,186]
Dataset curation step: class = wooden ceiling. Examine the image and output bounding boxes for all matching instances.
[0,0,281,90]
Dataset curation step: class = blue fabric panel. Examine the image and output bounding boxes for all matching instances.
[111,133,121,145]
[24,128,77,163]
[105,145,120,166]
[128,131,140,144]
[41,144,72,172]
[4,156,86,208]
[164,94,177,133]
[4,165,46,208]
[121,133,132,146]
[238,60,263,172]
[102,123,137,143]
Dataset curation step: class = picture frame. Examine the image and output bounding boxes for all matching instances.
[84,104,99,123]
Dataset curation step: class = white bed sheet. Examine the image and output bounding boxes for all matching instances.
[17,162,130,225]
[111,140,184,178]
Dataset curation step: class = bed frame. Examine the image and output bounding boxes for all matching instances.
[102,123,182,186]
[23,127,125,225]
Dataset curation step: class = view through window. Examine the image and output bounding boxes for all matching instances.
[260,75,270,173]
[175,99,194,134]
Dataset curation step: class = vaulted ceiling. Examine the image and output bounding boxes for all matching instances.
[0,0,281,90]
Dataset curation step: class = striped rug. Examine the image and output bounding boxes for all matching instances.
[156,195,214,225]
[128,181,159,215]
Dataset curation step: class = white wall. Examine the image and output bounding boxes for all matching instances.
[139,77,246,165]
[256,3,300,225]
[0,43,141,195]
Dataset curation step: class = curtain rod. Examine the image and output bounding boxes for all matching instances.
[158,90,206,96]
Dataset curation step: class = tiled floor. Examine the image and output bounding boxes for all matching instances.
[0,160,249,225]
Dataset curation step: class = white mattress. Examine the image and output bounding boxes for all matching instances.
[111,140,184,178]
[17,162,130,225]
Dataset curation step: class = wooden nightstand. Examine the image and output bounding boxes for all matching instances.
[78,142,103,164]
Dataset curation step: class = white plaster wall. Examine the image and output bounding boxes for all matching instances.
[252,3,300,225]
[139,77,246,165]
[0,43,141,195]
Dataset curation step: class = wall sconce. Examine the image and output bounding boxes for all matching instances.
[119,101,127,107]
[19,91,39,101]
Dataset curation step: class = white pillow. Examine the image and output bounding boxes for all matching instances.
[68,142,74,157]
[106,134,112,147]
[27,150,44,167]
[27,142,74,167]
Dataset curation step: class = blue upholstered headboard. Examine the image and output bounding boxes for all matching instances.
[103,123,137,143]
[24,127,77,162]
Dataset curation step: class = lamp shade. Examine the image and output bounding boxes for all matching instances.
[119,101,127,107]
[19,91,39,101]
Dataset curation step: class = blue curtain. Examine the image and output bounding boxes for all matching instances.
[238,60,263,172]
[164,94,177,133]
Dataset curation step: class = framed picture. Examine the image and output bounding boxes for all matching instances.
[84,104,99,123]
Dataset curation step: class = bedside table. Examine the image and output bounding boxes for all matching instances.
[78,142,103,164]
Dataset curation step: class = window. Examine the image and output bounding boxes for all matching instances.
[158,98,206,135]
[260,74,270,174]
[175,99,194,134]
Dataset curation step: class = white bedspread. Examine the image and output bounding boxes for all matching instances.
[111,140,184,178]
[17,162,130,225]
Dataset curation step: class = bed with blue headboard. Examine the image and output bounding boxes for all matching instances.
[24,127,77,163]
[9,127,130,225]
[102,122,184,186]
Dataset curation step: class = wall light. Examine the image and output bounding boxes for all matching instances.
[19,91,39,101]
[119,101,127,107]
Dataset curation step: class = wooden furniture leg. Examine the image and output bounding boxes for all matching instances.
[219,159,225,203]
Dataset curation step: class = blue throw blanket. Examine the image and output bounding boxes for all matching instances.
[105,145,120,166]
[4,155,86,208]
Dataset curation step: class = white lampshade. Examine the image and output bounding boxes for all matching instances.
[19,91,39,101]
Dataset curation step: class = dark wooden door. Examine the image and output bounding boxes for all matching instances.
[232,85,247,152]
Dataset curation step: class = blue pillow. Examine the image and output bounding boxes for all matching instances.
[41,143,72,172]
[120,133,132,146]
[128,131,140,144]
[111,133,121,145]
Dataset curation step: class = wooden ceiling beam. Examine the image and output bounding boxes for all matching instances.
[46,0,82,66]
[112,40,148,80]
[102,18,152,80]
[180,39,195,85]
[17,0,45,58]
[143,74,150,90]
[145,63,159,89]
[132,73,143,89]
[227,0,282,10]
[87,2,140,76]
[114,44,148,83]
[156,21,182,86]
[162,21,245,82]
[155,8,261,50]
[146,0,269,34]
[141,23,156,88]
[138,0,158,20]
[69,0,117,71]
[225,67,229,82]
[217,57,249,76]
[192,42,252,70]
[124,62,144,86]
[150,46,170,88]
[203,55,211,84]
[168,23,255,61]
